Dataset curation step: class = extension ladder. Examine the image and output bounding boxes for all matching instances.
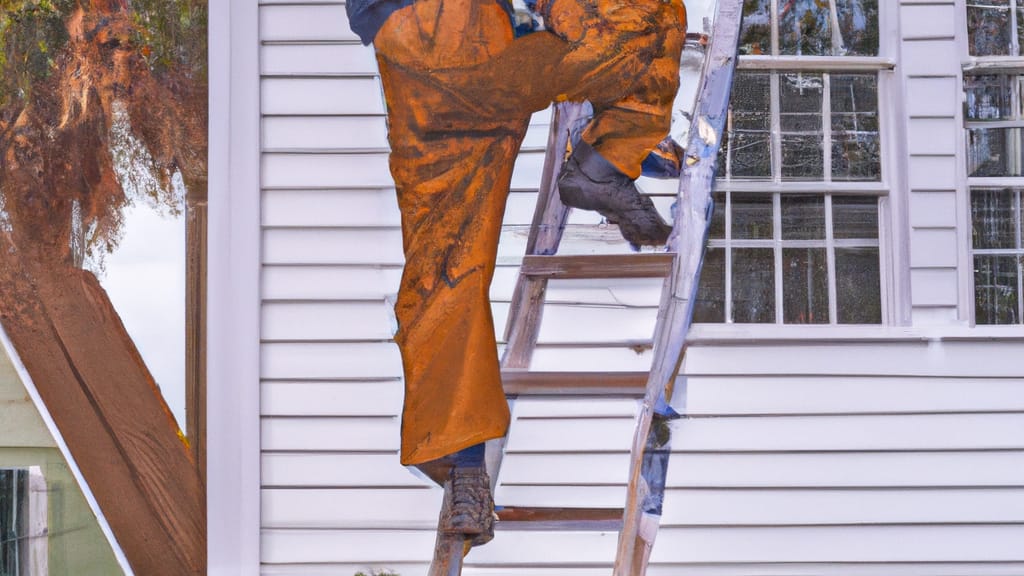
[429,1,744,573]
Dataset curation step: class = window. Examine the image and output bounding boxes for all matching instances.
[695,0,887,325]
[964,7,1024,324]
[0,470,27,576]
[0,469,45,576]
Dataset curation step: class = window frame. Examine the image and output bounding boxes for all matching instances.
[961,0,1024,326]
[697,0,901,330]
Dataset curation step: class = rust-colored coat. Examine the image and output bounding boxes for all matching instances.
[374,0,686,465]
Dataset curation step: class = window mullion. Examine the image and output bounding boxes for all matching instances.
[825,194,838,324]
[773,192,784,324]
[771,72,782,183]
[725,192,733,323]
[1012,1,1021,57]
[770,0,779,57]
[823,73,833,184]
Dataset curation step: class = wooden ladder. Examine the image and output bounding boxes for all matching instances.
[429,1,744,573]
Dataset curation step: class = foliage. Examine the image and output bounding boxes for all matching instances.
[0,0,207,268]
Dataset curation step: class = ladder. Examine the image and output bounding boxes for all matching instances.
[429,1,744,573]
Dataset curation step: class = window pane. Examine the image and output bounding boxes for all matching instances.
[836,0,879,56]
[975,254,1021,324]
[783,248,829,323]
[0,469,26,576]
[779,0,832,56]
[967,127,1024,177]
[836,247,882,323]
[709,192,726,240]
[732,248,776,323]
[732,193,774,239]
[968,1,1012,56]
[833,196,879,239]
[694,248,726,322]
[780,74,825,179]
[781,194,825,239]
[832,73,881,181]
[739,0,773,55]
[971,189,1017,249]
[722,72,772,179]
[780,73,823,132]
[965,75,1018,121]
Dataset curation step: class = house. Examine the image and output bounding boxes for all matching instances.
[184,0,1024,574]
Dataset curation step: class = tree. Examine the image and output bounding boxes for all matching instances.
[0,0,207,267]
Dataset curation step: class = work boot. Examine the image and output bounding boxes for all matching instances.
[558,140,673,249]
[440,467,495,548]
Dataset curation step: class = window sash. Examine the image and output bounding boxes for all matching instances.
[701,192,882,325]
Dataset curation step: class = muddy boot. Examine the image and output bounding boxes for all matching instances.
[440,467,495,548]
[558,140,673,249]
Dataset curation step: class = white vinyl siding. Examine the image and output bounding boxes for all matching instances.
[256,0,1024,574]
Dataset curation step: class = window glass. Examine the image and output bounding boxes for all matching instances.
[732,193,774,239]
[974,255,1021,324]
[967,0,1013,56]
[733,248,777,323]
[781,194,826,240]
[0,470,26,576]
[833,196,879,239]
[694,248,726,323]
[783,247,830,323]
[836,247,882,323]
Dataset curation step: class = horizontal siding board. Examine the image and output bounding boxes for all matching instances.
[495,484,626,508]
[530,346,654,372]
[682,341,1024,378]
[262,342,403,379]
[504,417,638,453]
[262,43,378,76]
[659,488,1024,525]
[649,526,1024,563]
[263,116,389,151]
[262,529,436,563]
[669,414,1024,452]
[263,229,404,266]
[905,77,958,117]
[910,228,959,268]
[262,189,401,228]
[900,4,957,39]
[498,453,631,485]
[907,118,957,155]
[262,417,399,451]
[260,381,403,416]
[685,375,1024,415]
[262,453,424,487]
[260,4,356,42]
[908,155,958,190]
[262,488,442,528]
[262,78,384,115]
[667,452,1024,488]
[263,152,393,188]
[261,301,393,341]
[262,265,403,300]
[911,268,960,307]
[909,190,958,228]
[901,40,959,76]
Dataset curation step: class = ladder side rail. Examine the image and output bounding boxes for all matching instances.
[613,1,745,574]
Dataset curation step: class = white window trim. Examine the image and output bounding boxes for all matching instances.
[957,0,1024,327]
[696,0,907,335]
[206,0,261,573]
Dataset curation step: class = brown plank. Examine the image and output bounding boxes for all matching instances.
[496,507,623,531]
[520,253,674,279]
[185,197,208,484]
[501,371,647,396]
[0,251,205,575]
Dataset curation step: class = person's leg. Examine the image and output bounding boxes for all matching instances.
[373,0,528,472]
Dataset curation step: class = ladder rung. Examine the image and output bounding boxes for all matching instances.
[496,507,624,531]
[502,371,647,396]
[519,254,674,279]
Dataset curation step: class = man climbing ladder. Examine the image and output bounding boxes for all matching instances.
[346,0,687,551]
